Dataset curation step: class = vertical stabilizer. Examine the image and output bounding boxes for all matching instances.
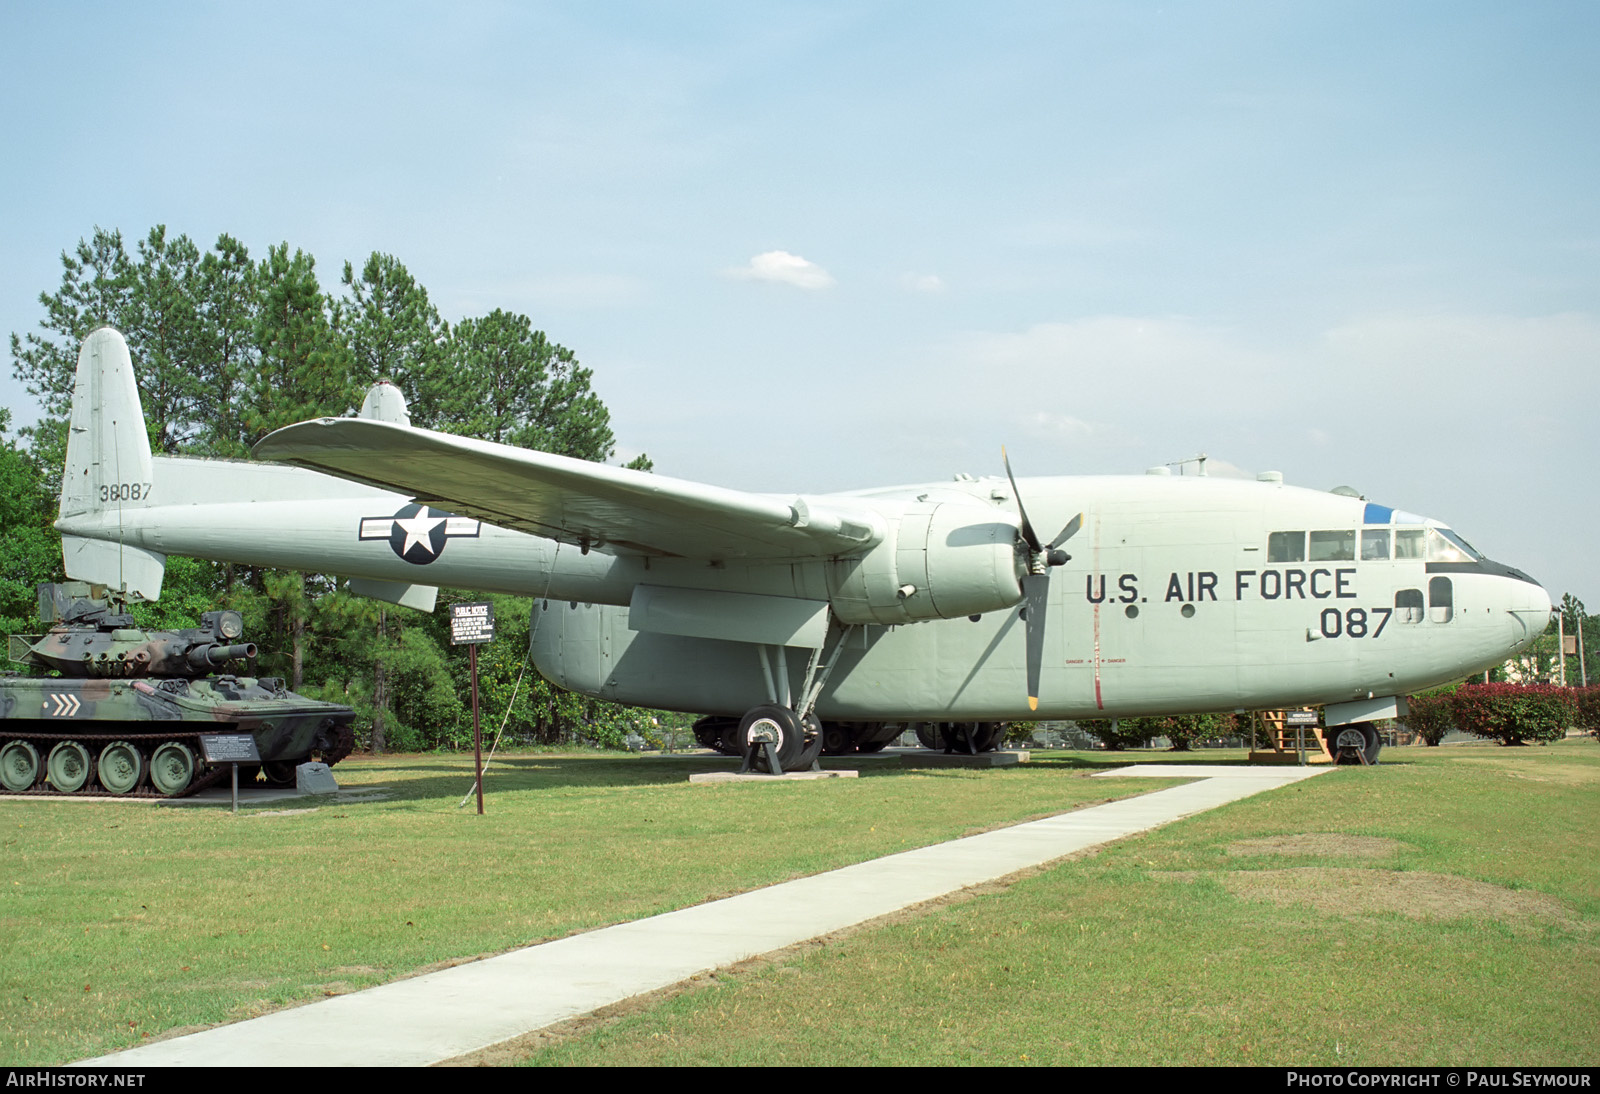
[57,328,166,600]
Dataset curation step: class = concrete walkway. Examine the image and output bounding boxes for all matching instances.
[80,764,1326,1067]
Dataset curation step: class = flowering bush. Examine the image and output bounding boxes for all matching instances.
[1450,683,1573,746]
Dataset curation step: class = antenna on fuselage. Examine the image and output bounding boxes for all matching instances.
[1166,452,1208,476]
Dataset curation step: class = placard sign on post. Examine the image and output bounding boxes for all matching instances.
[1286,709,1319,765]
[200,733,261,813]
[450,601,495,645]
[450,602,495,814]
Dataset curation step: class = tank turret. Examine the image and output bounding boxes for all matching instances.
[21,587,259,679]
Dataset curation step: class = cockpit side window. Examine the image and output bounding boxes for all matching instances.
[1309,530,1355,562]
[1361,529,1390,561]
[1268,531,1305,563]
[1395,529,1425,560]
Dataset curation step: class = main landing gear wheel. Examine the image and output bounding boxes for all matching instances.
[792,713,824,770]
[928,722,1005,754]
[46,740,92,793]
[1,740,41,791]
[96,741,144,795]
[738,704,809,774]
[821,722,854,756]
[1327,723,1382,765]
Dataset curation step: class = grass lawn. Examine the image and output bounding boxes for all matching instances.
[5,741,1594,1066]
[0,747,1165,1064]
[517,741,1600,1067]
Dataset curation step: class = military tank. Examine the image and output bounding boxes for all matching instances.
[1,583,356,797]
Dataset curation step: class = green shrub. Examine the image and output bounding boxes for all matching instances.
[1572,687,1600,741]
[1404,688,1457,746]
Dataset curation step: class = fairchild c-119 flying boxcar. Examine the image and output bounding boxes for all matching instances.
[51,329,1552,771]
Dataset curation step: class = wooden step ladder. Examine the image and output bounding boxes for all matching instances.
[1246,708,1333,764]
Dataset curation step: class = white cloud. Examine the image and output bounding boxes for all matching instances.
[1027,411,1097,438]
[901,272,945,293]
[727,250,835,290]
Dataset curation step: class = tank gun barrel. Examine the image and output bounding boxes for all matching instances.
[185,642,258,669]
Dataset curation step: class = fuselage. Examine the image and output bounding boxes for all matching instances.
[57,458,1552,722]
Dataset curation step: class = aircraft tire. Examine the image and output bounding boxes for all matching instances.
[972,722,1007,751]
[820,722,853,756]
[738,705,807,773]
[1326,723,1382,765]
[936,722,1002,753]
[912,722,942,750]
[793,713,824,769]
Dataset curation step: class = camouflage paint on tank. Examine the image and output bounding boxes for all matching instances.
[2,585,355,796]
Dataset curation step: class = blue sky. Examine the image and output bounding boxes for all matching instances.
[2,2,1596,605]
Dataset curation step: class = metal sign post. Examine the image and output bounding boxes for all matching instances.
[450,602,496,815]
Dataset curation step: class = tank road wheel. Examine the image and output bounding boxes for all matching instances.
[692,716,742,756]
[0,740,41,791]
[738,704,807,774]
[46,741,92,793]
[1326,723,1382,766]
[261,760,299,788]
[96,741,144,796]
[149,742,197,796]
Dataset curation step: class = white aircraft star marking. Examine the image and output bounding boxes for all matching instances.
[393,507,446,558]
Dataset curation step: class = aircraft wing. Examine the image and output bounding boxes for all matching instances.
[253,418,884,560]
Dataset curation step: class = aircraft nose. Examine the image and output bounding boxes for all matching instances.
[1505,577,1553,657]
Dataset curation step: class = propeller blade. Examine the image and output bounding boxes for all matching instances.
[1001,446,1042,553]
[1003,448,1074,711]
[1049,512,1083,550]
[1022,573,1049,711]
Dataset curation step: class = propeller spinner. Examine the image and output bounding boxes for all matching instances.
[1002,448,1082,711]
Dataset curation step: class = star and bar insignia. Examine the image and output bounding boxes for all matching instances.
[359,503,481,565]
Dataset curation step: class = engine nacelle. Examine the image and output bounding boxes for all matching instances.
[825,501,1025,625]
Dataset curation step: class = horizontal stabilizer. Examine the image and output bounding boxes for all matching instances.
[60,535,165,602]
[255,418,884,561]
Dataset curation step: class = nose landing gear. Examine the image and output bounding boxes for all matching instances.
[1326,722,1382,765]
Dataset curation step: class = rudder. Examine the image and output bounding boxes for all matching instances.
[56,328,166,600]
